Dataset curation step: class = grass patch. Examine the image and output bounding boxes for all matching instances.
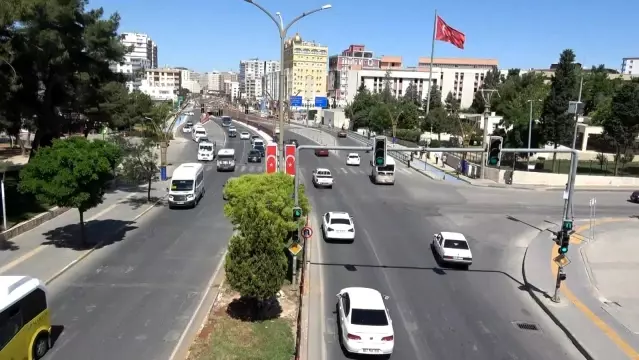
[188,284,297,360]
[2,170,49,228]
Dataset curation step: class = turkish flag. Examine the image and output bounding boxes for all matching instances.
[285,144,296,176]
[435,16,465,50]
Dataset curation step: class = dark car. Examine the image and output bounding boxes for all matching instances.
[315,148,329,157]
[253,145,265,157]
[286,139,299,147]
[248,149,262,163]
[337,130,347,138]
[630,191,639,203]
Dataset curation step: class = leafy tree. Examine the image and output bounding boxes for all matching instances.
[381,70,394,104]
[582,65,621,116]
[539,49,580,172]
[19,137,122,247]
[422,107,449,141]
[368,103,393,133]
[119,138,159,201]
[424,87,442,110]
[345,85,376,130]
[470,67,501,113]
[444,91,460,114]
[403,82,420,105]
[601,82,639,175]
[223,173,311,314]
[397,100,420,129]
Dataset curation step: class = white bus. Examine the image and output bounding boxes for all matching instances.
[371,156,395,185]
[216,148,236,172]
[168,163,205,208]
[221,116,232,127]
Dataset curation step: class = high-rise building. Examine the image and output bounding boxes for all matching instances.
[328,44,381,106]
[239,59,279,100]
[139,68,181,101]
[111,32,158,91]
[283,33,328,108]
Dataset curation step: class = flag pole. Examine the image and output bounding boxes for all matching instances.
[425,9,437,116]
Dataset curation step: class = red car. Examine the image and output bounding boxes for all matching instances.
[315,148,329,157]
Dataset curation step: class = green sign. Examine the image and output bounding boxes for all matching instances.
[562,220,573,231]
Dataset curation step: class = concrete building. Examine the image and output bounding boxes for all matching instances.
[111,32,157,91]
[283,33,328,108]
[139,68,181,102]
[621,57,639,76]
[262,70,280,102]
[328,44,381,105]
[224,80,240,102]
[179,69,201,94]
[239,59,279,100]
[341,57,498,109]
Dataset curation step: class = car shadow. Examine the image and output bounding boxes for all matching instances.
[41,219,137,250]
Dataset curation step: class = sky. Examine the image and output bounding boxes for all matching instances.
[90,0,638,73]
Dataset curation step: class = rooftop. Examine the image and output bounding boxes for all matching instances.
[344,287,386,310]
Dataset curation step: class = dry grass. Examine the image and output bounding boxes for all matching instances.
[187,282,299,360]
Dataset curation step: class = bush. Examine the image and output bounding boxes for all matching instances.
[394,129,422,143]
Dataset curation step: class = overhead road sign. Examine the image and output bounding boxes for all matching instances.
[290,96,303,107]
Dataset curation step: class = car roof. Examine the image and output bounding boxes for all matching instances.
[348,153,359,156]
[172,163,203,179]
[328,211,350,219]
[241,131,250,133]
[252,135,260,137]
[315,168,331,173]
[440,231,467,241]
[217,148,235,155]
[0,276,47,311]
[343,287,385,310]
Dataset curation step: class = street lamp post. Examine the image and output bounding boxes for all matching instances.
[479,89,499,179]
[243,0,332,170]
[526,99,542,171]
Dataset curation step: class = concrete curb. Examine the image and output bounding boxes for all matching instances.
[521,232,595,360]
[1,206,70,244]
[44,195,166,285]
[296,213,313,360]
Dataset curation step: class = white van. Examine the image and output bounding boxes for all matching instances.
[197,141,215,161]
[192,126,207,142]
[371,156,396,185]
[216,148,236,172]
[253,139,264,148]
[168,163,205,208]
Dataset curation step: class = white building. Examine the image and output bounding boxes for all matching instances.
[262,70,280,101]
[179,69,201,94]
[239,59,279,100]
[111,32,158,91]
[342,58,498,109]
[621,57,639,76]
[139,68,181,102]
[224,80,240,102]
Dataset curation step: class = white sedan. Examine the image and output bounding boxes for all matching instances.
[240,131,250,140]
[431,231,473,269]
[322,211,355,242]
[337,287,394,357]
[346,153,361,166]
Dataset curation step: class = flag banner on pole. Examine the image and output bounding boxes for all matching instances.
[435,15,466,49]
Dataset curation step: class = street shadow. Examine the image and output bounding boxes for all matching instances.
[121,195,164,210]
[41,219,137,250]
[51,325,65,346]
[506,215,547,232]
[226,296,282,322]
[0,239,19,251]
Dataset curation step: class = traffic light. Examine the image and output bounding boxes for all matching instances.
[291,229,300,243]
[200,105,205,114]
[487,136,503,166]
[558,229,570,254]
[373,136,387,167]
[292,207,302,220]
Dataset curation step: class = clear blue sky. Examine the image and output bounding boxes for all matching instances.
[91,0,637,73]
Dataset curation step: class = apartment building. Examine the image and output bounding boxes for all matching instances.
[224,80,240,102]
[110,32,158,91]
[139,68,181,101]
[178,69,201,94]
[342,57,499,109]
[262,71,280,101]
[328,44,381,105]
[239,59,279,100]
[282,33,328,107]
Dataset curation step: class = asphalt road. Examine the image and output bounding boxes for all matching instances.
[42,114,267,359]
[258,125,631,360]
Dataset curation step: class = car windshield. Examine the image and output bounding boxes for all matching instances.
[348,155,359,158]
[316,172,331,178]
[242,132,249,135]
[185,123,193,127]
[443,239,469,249]
[330,218,350,225]
[249,151,261,156]
[254,146,265,151]
[350,309,388,326]
[199,137,209,142]
[377,164,394,172]
[218,154,234,160]
[171,179,194,191]
[196,130,206,135]
[252,136,259,139]
[199,145,213,151]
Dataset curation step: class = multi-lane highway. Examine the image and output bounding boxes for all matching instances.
[232,117,633,360]
[42,113,266,359]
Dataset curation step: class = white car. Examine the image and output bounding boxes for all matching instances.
[182,124,192,133]
[322,211,354,242]
[240,131,250,140]
[336,287,394,357]
[346,153,361,166]
[312,168,333,188]
[431,231,473,269]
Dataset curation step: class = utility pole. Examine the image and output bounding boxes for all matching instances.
[526,99,542,171]
[571,74,584,150]
[479,89,499,179]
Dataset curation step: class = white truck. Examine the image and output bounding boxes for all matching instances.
[312,168,334,189]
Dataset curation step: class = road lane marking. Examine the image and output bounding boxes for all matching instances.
[0,193,136,275]
[550,218,639,359]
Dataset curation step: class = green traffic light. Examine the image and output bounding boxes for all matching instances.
[375,157,383,165]
[559,247,568,254]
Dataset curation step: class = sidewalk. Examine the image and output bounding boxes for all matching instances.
[523,219,639,360]
[0,182,167,284]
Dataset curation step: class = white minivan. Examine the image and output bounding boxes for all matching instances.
[192,126,207,142]
[168,163,205,208]
[197,141,215,161]
[253,139,264,148]
[216,148,236,172]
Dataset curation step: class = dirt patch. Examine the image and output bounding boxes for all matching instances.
[187,280,299,360]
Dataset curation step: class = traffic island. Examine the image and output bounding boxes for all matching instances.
[186,279,298,360]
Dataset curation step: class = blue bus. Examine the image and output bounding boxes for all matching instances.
[221,116,232,127]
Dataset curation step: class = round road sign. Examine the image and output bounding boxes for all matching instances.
[301,226,313,239]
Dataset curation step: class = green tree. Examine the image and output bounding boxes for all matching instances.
[403,81,420,105]
[470,67,501,113]
[118,138,159,201]
[601,82,639,175]
[397,100,420,129]
[540,49,580,172]
[381,70,394,104]
[223,173,311,314]
[345,85,376,130]
[422,107,449,141]
[19,137,122,247]
[424,87,442,111]
[582,65,620,117]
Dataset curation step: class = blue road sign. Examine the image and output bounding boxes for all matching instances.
[290,96,303,107]
[314,96,328,108]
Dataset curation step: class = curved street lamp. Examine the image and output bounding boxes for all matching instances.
[243,0,332,170]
